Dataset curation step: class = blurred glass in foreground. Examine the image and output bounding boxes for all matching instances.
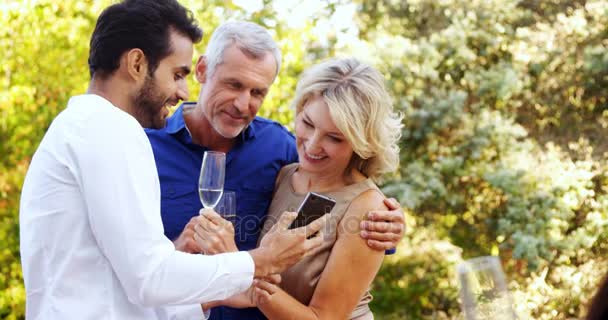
[458,256,517,320]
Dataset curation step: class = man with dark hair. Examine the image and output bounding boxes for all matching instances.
[87,0,203,130]
[19,1,326,319]
[88,0,203,79]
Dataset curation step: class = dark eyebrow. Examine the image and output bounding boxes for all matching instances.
[254,88,269,96]
[223,77,241,84]
[176,65,191,75]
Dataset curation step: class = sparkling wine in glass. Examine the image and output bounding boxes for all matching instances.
[216,191,236,224]
[198,151,225,209]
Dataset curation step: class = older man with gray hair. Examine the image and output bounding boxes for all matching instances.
[145,21,406,320]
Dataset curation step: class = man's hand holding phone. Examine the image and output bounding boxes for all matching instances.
[249,211,328,278]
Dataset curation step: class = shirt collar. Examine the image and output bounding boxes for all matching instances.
[165,102,192,135]
[242,119,256,140]
[165,102,257,142]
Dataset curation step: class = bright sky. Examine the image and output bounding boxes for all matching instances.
[232,0,360,48]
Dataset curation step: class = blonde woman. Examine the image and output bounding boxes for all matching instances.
[198,57,402,318]
[252,57,403,319]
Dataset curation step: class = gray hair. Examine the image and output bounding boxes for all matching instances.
[204,21,282,79]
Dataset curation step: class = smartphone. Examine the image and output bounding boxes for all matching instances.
[288,192,336,229]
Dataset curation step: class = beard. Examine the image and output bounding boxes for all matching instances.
[133,74,167,129]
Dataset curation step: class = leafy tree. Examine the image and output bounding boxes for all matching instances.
[350,0,608,318]
[1,2,100,318]
[2,1,607,319]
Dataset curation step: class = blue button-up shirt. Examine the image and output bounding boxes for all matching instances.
[146,103,298,320]
[146,103,395,319]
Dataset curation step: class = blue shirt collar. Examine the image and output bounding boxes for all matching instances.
[165,102,256,142]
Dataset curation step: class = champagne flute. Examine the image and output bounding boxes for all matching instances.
[457,256,517,320]
[215,191,236,224]
[198,151,225,209]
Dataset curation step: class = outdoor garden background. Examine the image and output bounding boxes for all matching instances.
[1,0,607,319]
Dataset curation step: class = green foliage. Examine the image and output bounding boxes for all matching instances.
[2,1,608,319]
[351,0,608,318]
[371,227,462,319]
[0,2,101,318]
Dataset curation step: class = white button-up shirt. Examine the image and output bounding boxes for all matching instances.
[20,94,254,319]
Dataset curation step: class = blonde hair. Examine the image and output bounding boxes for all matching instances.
[292,57,403,182]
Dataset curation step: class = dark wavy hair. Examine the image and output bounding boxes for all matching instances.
[587,272,608,320]
[88,0,203,78]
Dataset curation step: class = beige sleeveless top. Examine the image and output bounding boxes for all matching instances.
[259,163,381,320]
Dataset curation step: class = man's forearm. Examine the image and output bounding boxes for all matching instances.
[248,247,273,278]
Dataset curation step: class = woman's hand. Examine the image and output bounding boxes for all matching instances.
[218,287,256,309]
[253,276,283,306]
[194,208,238,254]
[201,286,255,310]
[212,274,282,309]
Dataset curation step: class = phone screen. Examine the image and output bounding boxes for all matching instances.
[288,192,336,229]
